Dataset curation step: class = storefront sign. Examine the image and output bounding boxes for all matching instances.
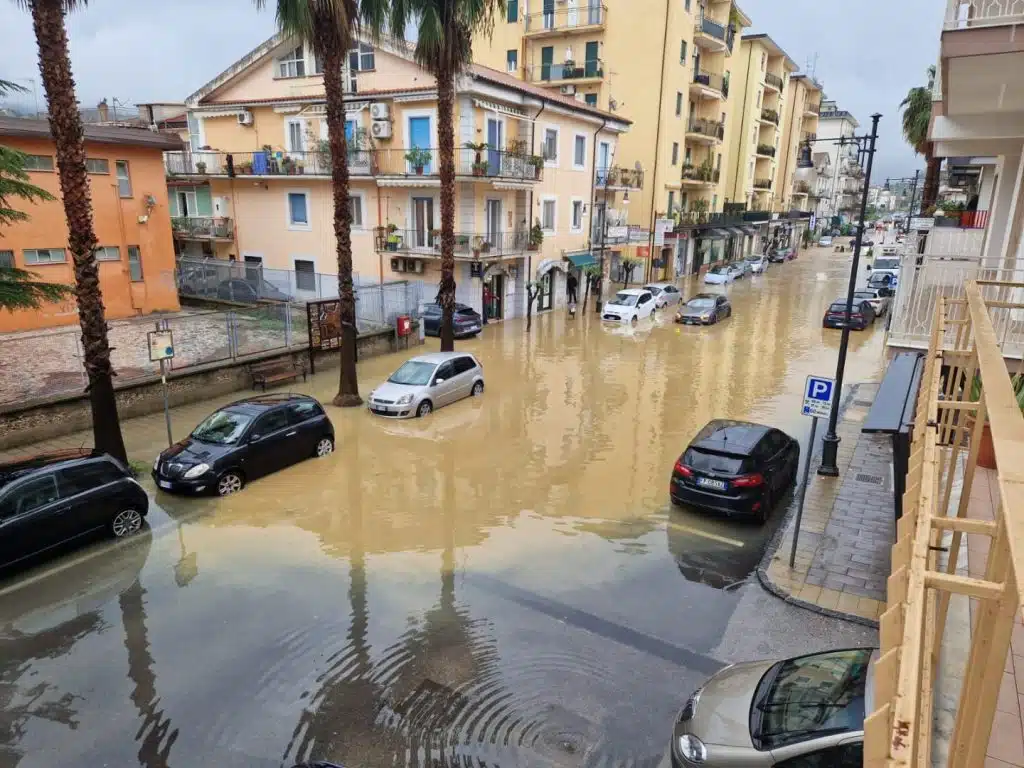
[470,261,483,277]
[607,226,628,240]
[307,299,342,352]
[637,246,650,259]
[654,218,674,247]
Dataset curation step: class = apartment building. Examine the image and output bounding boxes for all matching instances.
[0,117,182,332]
[166,32,633,320]
[816,100,863,223]
[779,73,823,214]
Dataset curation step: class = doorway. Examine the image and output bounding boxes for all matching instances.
[486,118,504,175]
[412,197,434,249]
[485,199,502,249]
[176,190,197,218]
[485,272,504,320]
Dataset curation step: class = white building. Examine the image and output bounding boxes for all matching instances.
[816,101,863,222]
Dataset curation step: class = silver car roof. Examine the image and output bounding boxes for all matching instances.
[406,351,475,365]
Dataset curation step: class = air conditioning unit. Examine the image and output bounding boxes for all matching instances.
[390,258,400,271]
[411,260,424,274]
[371,121,392,139]
[370,103,390,120]
[237,110,254,126]
[560,85,576,96]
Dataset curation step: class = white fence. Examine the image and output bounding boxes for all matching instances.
[945,0,1024,28]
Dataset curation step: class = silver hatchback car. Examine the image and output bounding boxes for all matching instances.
[368,352,484,419]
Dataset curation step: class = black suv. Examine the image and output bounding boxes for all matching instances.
[153,393,334,496]
[0,451,148,569]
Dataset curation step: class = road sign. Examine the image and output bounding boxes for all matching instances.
[147,329,174,361]
[802,375,835,418]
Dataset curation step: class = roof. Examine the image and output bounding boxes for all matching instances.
[739,34,799,71]
[691,420,772,453]
[0,116,184,150]
[791,73,824,92]
[198,86,436,108]
[408,352,473,364]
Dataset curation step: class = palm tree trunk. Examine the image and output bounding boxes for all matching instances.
[30,0,126,462]
[436,68,457,353]
[922,144,942,213]
[323,46,361,407]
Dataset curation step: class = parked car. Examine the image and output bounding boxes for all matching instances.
[0,451,148,569]
[602,288,656,324]
[179,265,223,296]
[216,278,291,303]
[726,262,747,280]
[675,293,732,325]
[868,255,901,286]
[818,235,834,247]
[671,646,875,767]
[153,393,335,496]
[853,288,891,317]
[823,299,876,330]
[421,302,483,339]
[368,352,484,419]
[670,420,800,523]
[745,254,769,274]
[703,265,734,285]
[767,248,788,264]
[780,246,797,261]
[867,273,897,293]
[643,282,684,309]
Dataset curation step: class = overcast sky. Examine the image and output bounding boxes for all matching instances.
[0,0,940,181]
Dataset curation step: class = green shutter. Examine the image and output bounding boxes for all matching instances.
[196,187,213,216]
[507,0,518,22]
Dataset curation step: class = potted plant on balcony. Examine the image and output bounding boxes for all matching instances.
[281,156,295,175]
[529,154,544,180]
[528,220,544,251]
[455,234,470,250]
[430,228,441,250]
[697,159,714,182]
[971,372,1024,469]
[934,201,964,227]
[195,160,207,174]
[295,160,305,175]
[238,160,253,175]
[464,141,490,174]
[386,222,401,251]
[404,147,432,175]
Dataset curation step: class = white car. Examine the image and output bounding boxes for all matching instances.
[643,282,683,309]
[818,235,833,247]
[602,288,656,324]
[745,254,769,274]
[727,262,746,280]
[703,265,734,285]
[854,288,892,317]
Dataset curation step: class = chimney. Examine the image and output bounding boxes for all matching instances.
[97,98,109,122]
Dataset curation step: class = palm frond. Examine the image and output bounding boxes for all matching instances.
[900,67,935,157]
[255,0,358,55]
[0,79,27,96]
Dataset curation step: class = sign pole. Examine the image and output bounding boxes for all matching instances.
[791,374,836,568]
[789,415,818,568]
[153,320,174,448]
[160,357,173,448]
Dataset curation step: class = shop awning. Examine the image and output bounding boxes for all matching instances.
[700,228,728,240]
[741,226,761,236]
[725,227,746,237]
[565,252,596,268]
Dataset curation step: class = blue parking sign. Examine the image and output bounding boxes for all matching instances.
[802,375,835,418]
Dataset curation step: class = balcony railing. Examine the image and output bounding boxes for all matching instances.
[529,59,604,83]
[686,117,725,141]
[596,166,644,190]
[945,0,1024,29]
[524,4,606,32]
[753,178,773,190]
[804,102,821,116]
[694,15,735,50]
[692,70,729,98]
[756,144,776,158]
[681,165,721,184]
[760,108,780,126]
[793,180,811,195]
[764,72,784,91]
[801,131,817,143]
[376,229,529,257]
[171,216,233,240]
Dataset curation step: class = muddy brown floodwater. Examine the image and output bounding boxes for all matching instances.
[0,247,882,768]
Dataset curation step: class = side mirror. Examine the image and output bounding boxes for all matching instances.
[434,378,445,386]
[866,264,872,271]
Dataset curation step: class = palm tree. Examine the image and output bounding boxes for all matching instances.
[16,0,127,461]
[901,65,941,212]
[363,0,505,352]
[257,0,362,406]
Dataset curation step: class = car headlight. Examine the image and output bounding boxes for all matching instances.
[183,463,211,479]
[678,734,707,763]
[701,313,711,320]
[395,394,414,405]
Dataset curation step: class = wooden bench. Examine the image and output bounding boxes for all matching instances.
[249,358,308,391]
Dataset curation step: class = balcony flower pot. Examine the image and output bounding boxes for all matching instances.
[195,161,207,174]
[472,161,489,177]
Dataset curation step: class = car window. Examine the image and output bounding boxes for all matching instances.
[424,304,441,315]
[716,296,727,306]
[773,742,863,767]
[767,431,789,456]
[683,448,750,475]
[57,461,124,496]
[434,362,455,382]
[252,408,290,436]
[192,409,254,445]
[452,356,476,375]
[0,474,59,519]
[286,400,323,424]
[638,293,651,305]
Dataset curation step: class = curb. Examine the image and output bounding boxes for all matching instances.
[754,382,881,630]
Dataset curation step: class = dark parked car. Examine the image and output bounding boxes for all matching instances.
[670,420,800,523]
[823,299,876,330]
[768,248,790,263]
[0,451,148,569]
[675,293,732,325]
[216,278,291,303]
[153,393,334,496]
[421,302,483,339]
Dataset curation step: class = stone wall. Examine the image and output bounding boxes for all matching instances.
[0,326,421,451]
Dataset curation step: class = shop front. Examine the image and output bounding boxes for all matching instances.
[742,225,763,256]
[564,251,597,305]
[481,258,525,320]
[535,258,567,312]
[691,229,727,274]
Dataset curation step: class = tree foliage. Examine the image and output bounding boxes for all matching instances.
[901,66,941,210]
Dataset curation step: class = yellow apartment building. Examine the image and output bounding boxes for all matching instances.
[778,74,823,214]
[165,32,636,320]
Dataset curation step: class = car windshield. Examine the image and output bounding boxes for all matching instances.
[683,448,747,474]
[854,291,875,300]
[612,292,639,307]
[830,302,851,313]
[687,298,717,309]
[644,286,663,295]
[191,409,254,445]
[752,648,872,749]
[874,258,900,270]
[710,266,728,274]
[388,360,437,386]
[745,256,761,263]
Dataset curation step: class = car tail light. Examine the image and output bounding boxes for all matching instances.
[674,461,693,477]
[851,313,863,320]
[731,473,764,488]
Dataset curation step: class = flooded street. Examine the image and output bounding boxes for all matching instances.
[0,247,883,767]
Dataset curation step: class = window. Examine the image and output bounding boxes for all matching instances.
[85,158,110,174]
[453,356,477,375]
[57,461,123,496]
[349,42,375,72]
[24,248,66,265]
[115,160,132,197]
[278,45,306,78]
[294,259,316,291]
[288,191,310,228]
[773,744,863,768]
[685,0,691,9]
[0,250,13,269]
[313,53,324,74]
[571,200,584,231]
[94,246,120,261]
[507,0,518,22]
[0,474,59,520]
[716,153,722,170]
[543,128,558,164]
[584,93,598,107]
[127,245,143,281]
[671,142,679,165]
[287,400,324,424]
[668,191,676,214]
[676,92,683,116]
[573,134,586,169]
[253,408,291,437]
[349,195,363,227]
[680,39,687,64]
[21,154,54,171]
[541,198,556,231]
[506,49,518,72]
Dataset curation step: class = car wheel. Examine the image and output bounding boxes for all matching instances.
[471,380,484,396]
[630,315,638,326]
[217,471,245,496]
[110,507,144,538]
[417,400,433,418]
[315,436,335,457]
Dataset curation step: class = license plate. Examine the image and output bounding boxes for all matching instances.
[371,406,392,414]
[158,480,172,490]
[697,477,727,491]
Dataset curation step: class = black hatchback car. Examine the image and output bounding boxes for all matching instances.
[422,302,483,339]
[0,451,148,569]
[153,393,334,496]
[670,420,800,522]
[823,299,876,330]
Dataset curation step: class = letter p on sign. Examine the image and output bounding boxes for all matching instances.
[802,375,835,419]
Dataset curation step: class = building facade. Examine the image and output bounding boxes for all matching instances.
[0,117,182,332]
[779,74,823,214]
[816,101,863,223]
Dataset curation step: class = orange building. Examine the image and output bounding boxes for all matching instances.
[0,117,183,332]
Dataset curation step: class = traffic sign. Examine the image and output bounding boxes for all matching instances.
[802,375,835,418]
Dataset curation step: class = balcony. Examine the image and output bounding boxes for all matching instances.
[376,229,529,258]
[528,59,604,84]
[804,102,820,118]
[693,14,735,53]
[801,131,817,144]
[171,216,234,241]
[756,144,776,158]
[596,166,644,190]
[764,72,784,92]
[759,108,780,126]
[685,117,725,144]
[690,70,729,99]
[944,0,1024,29]
[792,180,811,196]
[524,4,607,35]
[681,165,721,187]
[753,178,773,190]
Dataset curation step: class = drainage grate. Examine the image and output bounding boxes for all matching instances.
[855,473,884,486]
[853,399,874,408]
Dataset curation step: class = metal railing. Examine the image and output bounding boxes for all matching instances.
[681,165,720,184]
[596,166,644,190]
[945,0,1024,28]
[764,72,784,91]
[865,281,1024,766]
[171,216,234,240]
[793,180,811,194]
[164,149,373,178]
[802,131,817,143]
[528,59,604,82]
[372,148,543,182]
[760,108,780,125]
[375,229,529,257]
[695,14,734,50]
[753,178,772,190]
[756,144,776,158]
[686,117,725,141]
[804,102,821,116]
[524,3,606,32]
[692,70,729,97]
